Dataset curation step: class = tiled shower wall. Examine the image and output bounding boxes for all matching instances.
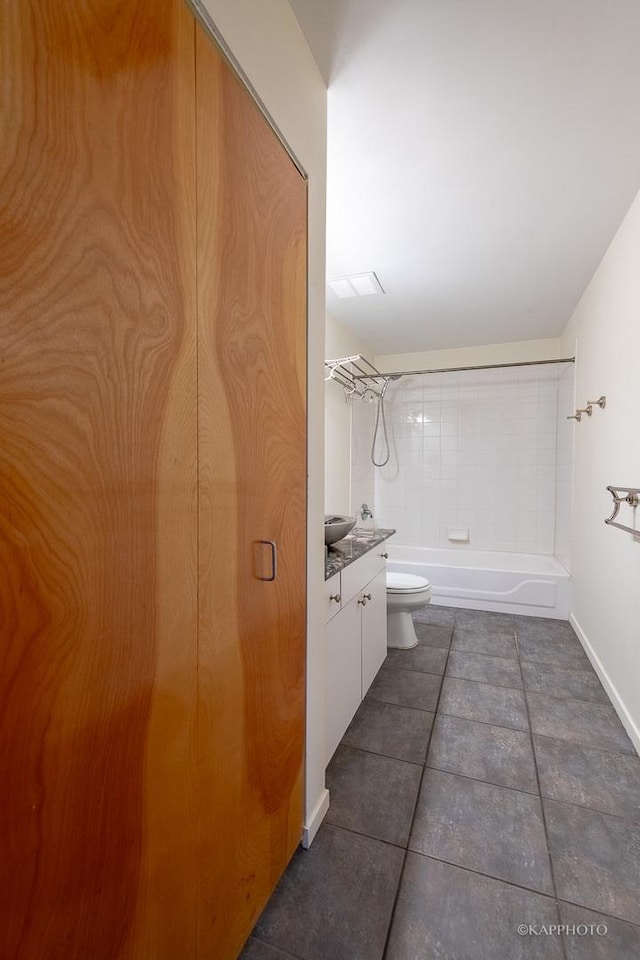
[350,395,376,521]
[356,364,574,555]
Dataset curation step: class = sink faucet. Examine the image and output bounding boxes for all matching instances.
[360,503,373,521]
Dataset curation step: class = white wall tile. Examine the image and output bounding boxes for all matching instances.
[366,365,567,555]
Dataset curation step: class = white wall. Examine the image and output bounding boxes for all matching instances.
[561,188,640,752]
[201,0,328,841]
[324,313,374,515]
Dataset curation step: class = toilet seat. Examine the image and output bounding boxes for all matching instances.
[386,572,431,594]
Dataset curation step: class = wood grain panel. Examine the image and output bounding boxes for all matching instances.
[195,26,308,959]
[0,2,197,958]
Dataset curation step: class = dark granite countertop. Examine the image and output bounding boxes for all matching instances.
[325,527,395,580]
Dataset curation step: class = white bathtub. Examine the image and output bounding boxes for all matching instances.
[387,545,570,619]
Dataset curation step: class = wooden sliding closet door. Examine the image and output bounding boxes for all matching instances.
[195,24,308,960]
[0,2,198,958]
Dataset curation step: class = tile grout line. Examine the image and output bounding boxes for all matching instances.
[344,700,640,816]
[367,695,442,715]
[324,821,567,902]
[444,671,524,691]
[423,763,541,798]
[379,616,456,960]
[247,935,306,960]
[422,663,623,716]
[452,638,612,679]
[337,741,430,769]
[514,629,569,960]
[435,690,630,744]
[341,733,640,822]
[402,849,565,903]
[433,707,529,735]
[555,897,640,931]
[319,819,418,852]
[539,793,640,827]
[320,821,640,931]
[381,664,452,680]
[444,667,612,707]
[533,729,640,761]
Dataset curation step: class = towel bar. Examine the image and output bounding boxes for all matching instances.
[605,486,640,537]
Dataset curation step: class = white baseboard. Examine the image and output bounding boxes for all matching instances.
[302,788,330,849]
[570,612,640,755]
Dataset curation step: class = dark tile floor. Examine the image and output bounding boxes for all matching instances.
[241,607,640,960]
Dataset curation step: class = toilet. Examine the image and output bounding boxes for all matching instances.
[386,572,432,649]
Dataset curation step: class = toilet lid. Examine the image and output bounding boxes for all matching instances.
[387,572,431,593]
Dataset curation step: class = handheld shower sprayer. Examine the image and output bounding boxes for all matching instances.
[371,376,398,467]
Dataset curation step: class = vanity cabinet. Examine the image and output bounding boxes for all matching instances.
[324,550,388,763]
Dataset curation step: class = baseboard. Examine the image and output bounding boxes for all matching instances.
[570,612,640,755]
[302,788,330,849]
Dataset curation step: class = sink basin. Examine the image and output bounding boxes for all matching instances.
[325,514,356,546]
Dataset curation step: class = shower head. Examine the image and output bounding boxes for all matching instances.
[379,374,402,399]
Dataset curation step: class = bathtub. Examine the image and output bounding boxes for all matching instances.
[387,545,570,619]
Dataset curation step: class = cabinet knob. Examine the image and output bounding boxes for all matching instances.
[329,593,341,603]
[380,552,389,559]
[358,597,367,606]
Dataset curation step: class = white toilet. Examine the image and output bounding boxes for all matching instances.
[386,572,432,649]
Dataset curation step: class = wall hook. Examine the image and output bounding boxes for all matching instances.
[587,396,606,409]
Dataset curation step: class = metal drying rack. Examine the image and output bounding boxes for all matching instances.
[324,354,387,400]
[605,486,640,537]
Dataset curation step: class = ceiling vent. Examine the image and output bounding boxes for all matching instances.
[327,271,385,299]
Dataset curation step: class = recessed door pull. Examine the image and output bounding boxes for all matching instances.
[255,539,278,581]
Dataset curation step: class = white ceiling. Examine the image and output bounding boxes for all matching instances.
[289,0,640,354]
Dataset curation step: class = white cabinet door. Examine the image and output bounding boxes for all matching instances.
[325,595,362,763]
[323,571,342,622]
[361,569,388,696]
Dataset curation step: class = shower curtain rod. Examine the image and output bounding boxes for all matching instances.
[352,356,575,380]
